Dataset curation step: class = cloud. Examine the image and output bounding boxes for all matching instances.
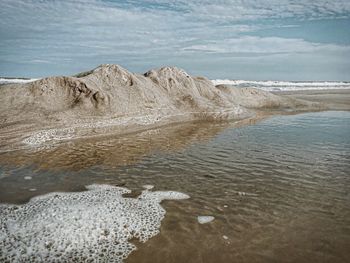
[114,0,350,21]
[0,0,349,79]
[29,59,52,64]
[182,36,350,54]
[192,0,350,21]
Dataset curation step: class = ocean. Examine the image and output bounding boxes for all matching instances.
[2,77,350,92]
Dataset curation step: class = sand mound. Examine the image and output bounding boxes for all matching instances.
[0,64,323,149]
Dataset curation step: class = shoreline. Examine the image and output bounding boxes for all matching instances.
[274,89,350,111]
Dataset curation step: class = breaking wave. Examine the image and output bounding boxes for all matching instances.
[0,78,39,85]
[212,79,350,91]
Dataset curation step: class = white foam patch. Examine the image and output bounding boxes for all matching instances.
[0,78,39,85]
[21,109,247,147]
[22,127,75,146]
[212,79,350,91]
[21,114,164,146]
[0,184,189,263]
[235,191,258,197]
[197,216,215,224]
[142,184,154,190]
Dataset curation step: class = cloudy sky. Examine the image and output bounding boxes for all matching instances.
[0,0,349,80]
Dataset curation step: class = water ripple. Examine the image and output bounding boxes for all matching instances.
[1,111,350,262]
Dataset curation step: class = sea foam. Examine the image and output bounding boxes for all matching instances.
[0,184,189,263]
[0,78,39,85]
[197,216,215,224]
[212,79,350,91]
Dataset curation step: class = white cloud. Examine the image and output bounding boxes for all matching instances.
[0,0,349,79]
[130,0,350,21]
[182,36,350,54]
[30,59,52,64]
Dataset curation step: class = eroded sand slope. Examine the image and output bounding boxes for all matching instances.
[0,64,322,150]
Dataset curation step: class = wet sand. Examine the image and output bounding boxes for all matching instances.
[275,89,350,110]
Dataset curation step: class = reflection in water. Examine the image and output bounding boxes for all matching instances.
[0,111,350,262]
[0,117,262,203]
[0,121,233,171]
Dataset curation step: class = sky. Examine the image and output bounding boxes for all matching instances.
[0,0,350,80]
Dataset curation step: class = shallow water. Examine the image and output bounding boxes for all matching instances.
[1,111,350,262]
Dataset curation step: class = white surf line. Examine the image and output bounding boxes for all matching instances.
[0,78,40,84]
[211,79,350,91]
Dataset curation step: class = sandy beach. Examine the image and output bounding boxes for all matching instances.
[0,66,349,263]
[275,89,350,111]
[1,0,350,262]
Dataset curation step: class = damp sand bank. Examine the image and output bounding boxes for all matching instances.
[275,89,350,111]
[0,64,326,152]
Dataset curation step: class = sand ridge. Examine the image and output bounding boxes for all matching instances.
[0,64,325,150]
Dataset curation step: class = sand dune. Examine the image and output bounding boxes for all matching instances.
[0,64,323,150]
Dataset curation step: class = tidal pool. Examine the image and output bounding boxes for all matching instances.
[1,111,349,262]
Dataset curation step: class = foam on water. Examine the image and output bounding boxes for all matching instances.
[142,184,155,190]
[212,79,350,91]
[197,216,215,224]
[22,128,75,146]
[0,184,189,263]
[21,114,165,146]
[21,108,245,147]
